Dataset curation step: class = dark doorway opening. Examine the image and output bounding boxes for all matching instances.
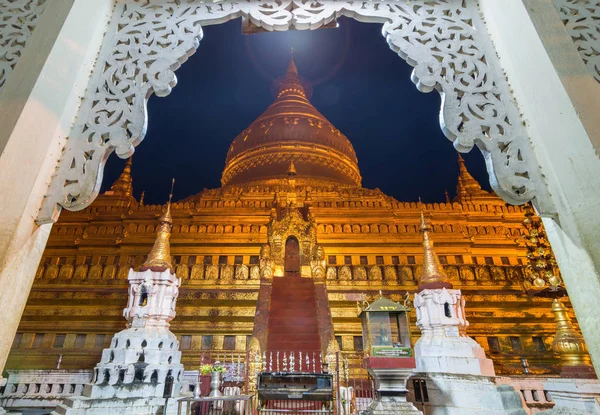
[284,237,300,276]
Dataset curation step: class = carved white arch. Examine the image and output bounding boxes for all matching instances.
[553,0,600,83]
[0,0,47,90]
[37,0,547,223]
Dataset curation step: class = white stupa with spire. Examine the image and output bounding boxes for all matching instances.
[53,180,184,415]
[411,212,526,415]
[413,212,494,376]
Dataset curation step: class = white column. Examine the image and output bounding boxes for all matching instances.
[480,0,600,373]
[0,0,113,382]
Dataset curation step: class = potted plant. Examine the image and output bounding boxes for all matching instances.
[198,364,213,396]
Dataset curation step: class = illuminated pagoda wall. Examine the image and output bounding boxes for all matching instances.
[6,60,586,377]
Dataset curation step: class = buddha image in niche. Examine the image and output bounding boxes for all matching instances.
[377,323,392,346]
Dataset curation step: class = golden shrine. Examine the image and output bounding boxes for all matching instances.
[6,59,589,377]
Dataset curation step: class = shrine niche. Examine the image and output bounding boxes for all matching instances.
[266,207,317,277]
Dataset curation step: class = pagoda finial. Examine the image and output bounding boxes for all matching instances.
[141,179,175,273]
[417,211,452,292]
[456,153,488,200]
[551,298,595,377]
[109,157,133,197]
[277,51,304,98]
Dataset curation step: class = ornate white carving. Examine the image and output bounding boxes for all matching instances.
[124,268,181,328]
[0,0,47,91]
[414,287,495,376]
[553,0,600,83]
[38,0,544,223]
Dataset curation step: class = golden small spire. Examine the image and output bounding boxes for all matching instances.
[417,211,453,292]
[551,298,594,376]
[456,153,488,200]
[277,51,305,98]
[109,157,133,197]
[140,179,175,273]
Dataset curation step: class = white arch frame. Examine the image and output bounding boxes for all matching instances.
[27,0,549,223]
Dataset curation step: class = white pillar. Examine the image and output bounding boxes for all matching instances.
[0,0,113,382]
[480,0,600,373]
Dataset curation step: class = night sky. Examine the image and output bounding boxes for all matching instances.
[100,18,491,205]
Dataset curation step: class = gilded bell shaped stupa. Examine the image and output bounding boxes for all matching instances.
[222,57,362,187]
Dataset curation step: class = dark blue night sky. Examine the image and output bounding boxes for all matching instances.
[100,18,491,205]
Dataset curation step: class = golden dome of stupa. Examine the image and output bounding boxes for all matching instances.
[221,58,362,187]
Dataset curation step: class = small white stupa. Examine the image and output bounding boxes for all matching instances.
[413,212,494,376]
[412,212,526,415]
[54,182,184,415]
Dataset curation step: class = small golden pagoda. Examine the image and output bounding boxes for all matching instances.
[417,212,453,292]
[551,298,595,378]
[6,58,592,377]
[139,180,175,273]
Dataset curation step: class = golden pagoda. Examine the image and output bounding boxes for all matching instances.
[6,59,591,377]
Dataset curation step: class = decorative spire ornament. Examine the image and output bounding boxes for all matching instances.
[455,154,490,201]
[521,204,562,290]
[276,52,305,98]
[140,179,175,273]
[417,211,452,292]
[109,157,133,197]
[551,298,595,378]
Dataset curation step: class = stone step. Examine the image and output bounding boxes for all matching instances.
[267,275,322,356]
[266,342,322,352]
[266,325,320,335]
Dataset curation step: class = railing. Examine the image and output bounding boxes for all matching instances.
[0,369,201,411]
[257,351,323,374]
[177,395,254,415]
[259,400,332,414]
[333,352,374,415]
[0,370,92,409]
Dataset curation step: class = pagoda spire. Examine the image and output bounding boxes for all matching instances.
[140,179,175,273]
[417,211,453,292]
[277,51,306,98]
[109,157,133,197]
[456,153,488,200]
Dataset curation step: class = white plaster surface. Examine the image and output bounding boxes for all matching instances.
[410,373,527,415]
[0,370,91,410]
[53,267,184,414]
[414,288,495,377]
[542,378,600,414]
[0,0,113,379]
[479,0,600,375]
